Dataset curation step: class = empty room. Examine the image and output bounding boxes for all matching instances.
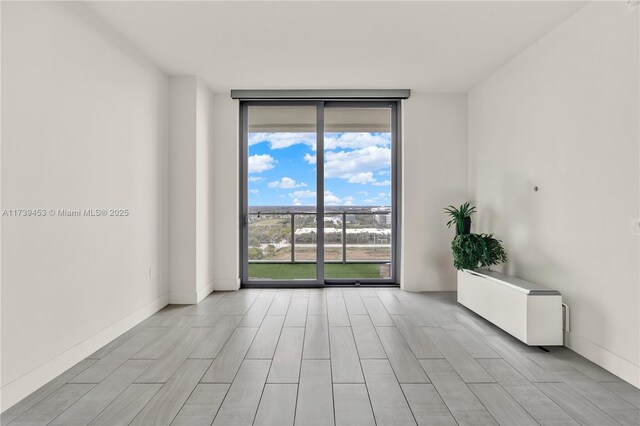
[1,1,639,425]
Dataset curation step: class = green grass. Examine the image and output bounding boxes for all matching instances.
[248,263,383,280]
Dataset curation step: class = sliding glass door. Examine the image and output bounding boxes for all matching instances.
[243,103,321,284]
[241,101,398,286]
[323,104,394,281]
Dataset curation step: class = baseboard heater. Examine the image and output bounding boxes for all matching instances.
[457,269,563,346]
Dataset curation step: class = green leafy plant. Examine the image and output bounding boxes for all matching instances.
[444,202,476,235]
[451,233,507,270]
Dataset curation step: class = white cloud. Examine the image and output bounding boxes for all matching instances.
[378,192,389,198]
[358,191,369,196]
[268,177,307,189]
[324,132,390,150]
[322,191,354,206]
[325,146,391,182]
[347,172,375,184]
[324,191,342,205]
[289,190,316,199]
[248,176,264,182]
[304,153,316,165]
[248,133,392,187]
[307,147,391,185]
[285,190,357,206]
[248,154,276,173]
[363,198,376,204]
[249,132,316,150]
[249,189,259,194]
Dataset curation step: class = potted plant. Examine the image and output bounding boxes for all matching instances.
[450,233,507,270]
[444,201,476,235]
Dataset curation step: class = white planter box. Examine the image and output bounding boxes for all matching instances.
[457,269,563,346]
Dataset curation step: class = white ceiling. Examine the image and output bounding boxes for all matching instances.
[85,1,587,93]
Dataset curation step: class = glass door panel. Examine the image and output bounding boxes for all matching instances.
[323,106,393,281]
[245,105,318,282]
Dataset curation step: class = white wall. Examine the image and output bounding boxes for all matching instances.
[195,80,217,297]
[209,94,240,291]
[468,2,639,386]
[169,77,217,302]
[204,92,467,292]
[401,93,469,292]
[206,92,467,293]
[168,77,197,302]
[1,2,169,408]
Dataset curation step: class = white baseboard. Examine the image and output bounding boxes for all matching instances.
[169,278,236,304]
[566,330,639,388]
[196,280,215,303]
[1,293,169,411]
[169,290,198,304]
[213,277,241,291]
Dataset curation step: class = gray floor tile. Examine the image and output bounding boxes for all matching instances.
[302,314,330,359]
[295,360,334,426]
[72,328,160,383]
[202,327,258,383]
[469,383,537,425]
[190,315,243,358]
[361,359,416,426]
[171,383,229,426]
[267,327,304,383]
[420,359,497,426]
[240,292,276,327]
[376,326,429,383]
[362,297,394,326]
[285,297,308,327]
[10,384,95,426]
[536,382,619,425]
[254,383,297,426]
[1,359,96,425]
[391,315,441,358]
[401,383,456,426]
[334,384,376,426]
[329,327,364,383]
[327,297,350,326]
[89,384,162,426]
[352,325,386,359]
[130,359,210,425]
[246,315,285,359]
[212,360,271,426]
[51,360,152,425]
[423,326,493,382]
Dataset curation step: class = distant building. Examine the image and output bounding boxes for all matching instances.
[371,206,391,225]
[375,214,391,225]
[370,206,390,213]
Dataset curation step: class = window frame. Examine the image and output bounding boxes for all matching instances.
[239,100,402,287]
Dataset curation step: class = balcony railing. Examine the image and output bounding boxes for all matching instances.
[247,211,391,265]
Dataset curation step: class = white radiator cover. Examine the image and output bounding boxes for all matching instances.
[457,269,563,346]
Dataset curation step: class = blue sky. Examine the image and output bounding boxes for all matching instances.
[248,132,391,207]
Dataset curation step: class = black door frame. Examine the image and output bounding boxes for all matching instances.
[239,100,401,287]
